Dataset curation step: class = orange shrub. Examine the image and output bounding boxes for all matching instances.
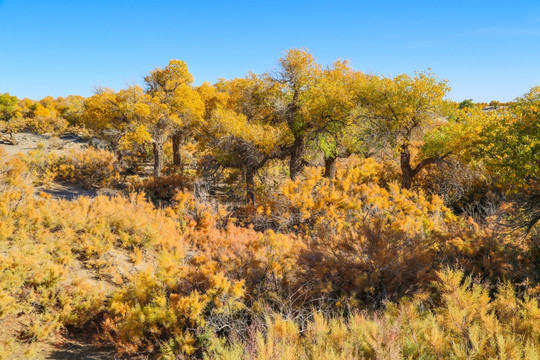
[254,157,534,306]
[53,148,120,188]
[25,147,121,189]
[129,174,191,203]
[26,115,69,134]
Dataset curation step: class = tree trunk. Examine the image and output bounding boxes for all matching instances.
[172,132,182,170]
[110,141,123,164]
[153,142,163,177]
[400,144,441,190]
[289,136,306,180]
[246,167,255,205]
[400,145,414,190]
[323,156,337,179]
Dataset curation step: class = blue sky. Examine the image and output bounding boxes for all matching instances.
[1,0,539,102]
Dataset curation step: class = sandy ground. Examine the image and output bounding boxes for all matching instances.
[0,132,89,157]
[35,181,99,199]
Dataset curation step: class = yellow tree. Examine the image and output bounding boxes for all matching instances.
[144,60,204,172]
[306,60,366,178]
[82,86,158,172]
[272,49,368,180]
[17,98,34,118]
[359,71,450,189]
[29,96,58,120]
[202,75,288,203]
[273,48,322,180]
[55,95,85,125]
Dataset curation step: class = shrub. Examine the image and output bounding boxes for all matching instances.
[25,147,121,189]
[53,147,120,188]
[26,115,69,134]
[204,269,540,360]
[254,157,534,307]
[255,158,452,304]
[129,174,191,203]
[0,149,189,357]
[1,140,537,359]
[98,192,302,358]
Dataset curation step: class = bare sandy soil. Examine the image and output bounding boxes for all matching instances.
[35,181,99,199]
[0,132,88,157]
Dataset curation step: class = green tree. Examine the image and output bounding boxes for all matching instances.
[470,87,539,232]
[428,86,540,233]
[458,99,474,109]
[0,93,21,143]
[0,93,20,122]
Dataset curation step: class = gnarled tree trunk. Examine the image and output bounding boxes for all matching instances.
[289,136,306,180]
[172,132,183,170]
[400,146,414,189]
[153,142,163,177]
[400,144,447,189]
[323,156,337,179]
[246,167,255,205]
[245,157,269,205]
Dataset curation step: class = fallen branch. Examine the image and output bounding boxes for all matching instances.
[0,133,18,145]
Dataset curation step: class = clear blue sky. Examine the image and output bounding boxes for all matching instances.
[1,0,539,102]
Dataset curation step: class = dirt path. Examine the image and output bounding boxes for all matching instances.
[36,181,99,199]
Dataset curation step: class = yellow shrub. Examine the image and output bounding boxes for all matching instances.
[26,147,121,188]
[54,147,120,188]
[1,140,538,359]
[26,115,69,134]
[0,150,192,357]
[257,157,453,304]
[205,269,540,360]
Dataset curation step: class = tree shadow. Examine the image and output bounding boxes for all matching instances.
[46,342,117,360]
